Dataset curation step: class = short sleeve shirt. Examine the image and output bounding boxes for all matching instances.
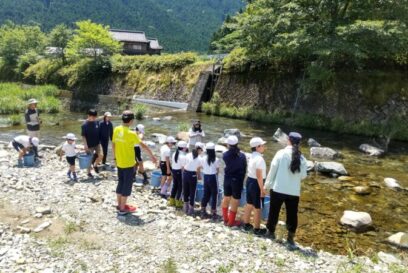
[184,153,203,172]
[112,125,141,168]
[201,157,220,175]
[14,135,31,148]
[62,142,77,157]
[160,145,171,161]
[172,152,187,170]
[81,121,100,148]
[247,152,266,179]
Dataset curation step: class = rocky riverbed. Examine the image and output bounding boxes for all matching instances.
[0,143,407,273]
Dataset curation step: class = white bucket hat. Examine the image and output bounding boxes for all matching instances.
[166,136,177,144]
[63,133,77,140]
[205,142,215,150]
[226,135,239,145]
[136,124,145,133]
[27,98,38,105]
[250,137,266,148]
[177,141,188,148]
[195,142,205,150]
[104,112,112,117]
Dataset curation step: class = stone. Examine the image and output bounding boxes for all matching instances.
[17,226,31,234]
[306,161,315,172]
[315,162,348,176]
[353,186,371,195]
[338,176,353,181]
[0,150,8,158]
[144,141,156,148]
[143,161,157,171]
[152,117,161,122]
[310,147,339,160]
[272,128,288,146]
[378,251,401,264]
[151,133,167,144]
[33,221,52,233]
[308,138,321,147]
[340,210,372,231]
[217,137,227,145]
[163,116,172,121]
[387,232,408,249]
[176,131,189,142]
[384,178,402,189]
[223,129,241,139]
[359,144,385,157]
[35,206,52,215]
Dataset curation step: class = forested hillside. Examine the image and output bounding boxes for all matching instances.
[0,0,243,52]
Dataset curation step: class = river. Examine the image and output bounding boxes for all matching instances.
[0,106,407,256]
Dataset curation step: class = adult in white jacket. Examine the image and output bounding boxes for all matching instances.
[264,132,307,248]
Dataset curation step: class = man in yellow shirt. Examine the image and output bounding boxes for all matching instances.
[112,110,157,215]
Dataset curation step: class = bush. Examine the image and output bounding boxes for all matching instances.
[24,58,64,85]
[8,114,22,126]
[133,104,147,120]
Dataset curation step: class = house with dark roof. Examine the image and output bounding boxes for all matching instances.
[110,29,163,55]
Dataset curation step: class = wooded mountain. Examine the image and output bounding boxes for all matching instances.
[0,0,243,52]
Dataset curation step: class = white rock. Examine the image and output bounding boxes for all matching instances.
[152,117,161,122]
[387,232,408,248]
[315,162,348,176]
[307,138,321,147]
[359,144,384,156]
[215,145,227,153]
[378,251,401,264]
[272,128,288,146]
[163,116,172,121]
[384,178,401,189]
[144,141,156,148]
[310,147,339,160]
[340,210,372,231]
[33,221,52,233]
[36,206,52,215]
[151,133,167,144]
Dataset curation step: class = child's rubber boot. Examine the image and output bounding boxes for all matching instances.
[67,171,71,179]
[17,159,23,168]
[228,210,241,227]
[175,199,183,209]
[168,198,176,207]
[222,207,229,225]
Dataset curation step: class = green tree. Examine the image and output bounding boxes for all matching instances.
[48,24,73,63]
[66,20,121,61]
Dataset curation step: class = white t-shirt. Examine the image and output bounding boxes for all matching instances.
[62,142,77,157]
[201,156,220,175]
[247,152,266,179]
[171,152,187,170]
[188,128,205,146]
[14,135,31,148]
[160,145,171,161]
[184,153,203,172]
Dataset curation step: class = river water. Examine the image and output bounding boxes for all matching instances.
[0,107,407,256]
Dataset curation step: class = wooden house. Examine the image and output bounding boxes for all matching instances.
[110,29,163,55]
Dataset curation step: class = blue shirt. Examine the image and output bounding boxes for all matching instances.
[99,120,113,142]
[223,149,247,179]
[81,120,100,148]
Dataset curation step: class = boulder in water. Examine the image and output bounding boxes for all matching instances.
[307,138,321,147]
[272,128,288,146]
[387,232,408,249]
[306,160,315,172]
[151,133,167,144]
[176,132,189,142]
[359,144,384,157]
[163,116,172,121]
[383,177,401,189]
[223,129,242,139]
[315,162,348,176]
[310,147,339,160]
[353,186,371,195]
[340,210,372,232]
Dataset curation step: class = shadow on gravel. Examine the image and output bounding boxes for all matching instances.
[117,214,145,227]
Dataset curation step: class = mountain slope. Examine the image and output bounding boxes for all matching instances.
[0,0,244,52]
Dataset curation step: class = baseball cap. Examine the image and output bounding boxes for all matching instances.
[104,112,112,117]
[88,109,97,116]
[205,142,215,150]
[177,141,188,148]
[63,133,77,140]
[249,137,266,148]
[166,136,177,143]
[227,135,239,145]
[31,137,39,147]
[289,132,302,144]
[27,98,38,105]
[122,111,134,121]
[195,142,205,149]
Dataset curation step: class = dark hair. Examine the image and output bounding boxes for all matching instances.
[206,149,216,165]
[174,147,183,163]
[103,115,108,122]
[192,147,202,159]
[290,142,302,173]
[229,144,241,157]
[251,147,257,152]
[88,109,97,116]
[192,121,202,132]
[122,111,134,123]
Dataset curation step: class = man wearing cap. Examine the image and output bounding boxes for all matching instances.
[159,136,177,198]
[264,132,307,249]
[81,109,103,178]
[12,135,39,167]
[25,98,41,139]
[112,110,157,215]
[242,137,267,235]
[221,135,247,226]
[99,112,113,165]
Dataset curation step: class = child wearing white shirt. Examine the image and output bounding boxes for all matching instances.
[60,133,78,181]
[183,142,204,215]
[168,141,188,208]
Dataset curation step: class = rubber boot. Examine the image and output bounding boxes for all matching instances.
[222,207,229,225]
[175,199,183,209]
[228,210,241,227]
[187,205,195,216]
[183,202,189,214]
[67,170,71,179]
[168,198,176,207]
[142,172,149,185]
[200,207,209,219]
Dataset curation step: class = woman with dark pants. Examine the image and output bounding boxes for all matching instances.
[99,112,113,165]
[264,132,307,249]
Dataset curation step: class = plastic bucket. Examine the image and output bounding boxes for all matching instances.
[195,182,204,202]
[239,188,247,207]
[150,170,162,187]
[262,196,270,220]
[23,152,35,167]
[78,153,92,169]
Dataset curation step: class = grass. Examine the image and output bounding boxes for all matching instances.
[0,83,62,115]
[160,258,178,273]
[48,236,70,257]
[216,263,233,273]
[63,221,80,235]
[8,114,22,126]
[177,122,190,132]
[133,103,147,120]
[275,257,286,267]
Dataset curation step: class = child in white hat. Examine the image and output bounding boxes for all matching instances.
[60,133,78,181]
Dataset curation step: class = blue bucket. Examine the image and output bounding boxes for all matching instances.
[239,188,247,207]
[23,152,35,167]
[262,196,270,220]
[78,153,92,169]
[150,170,162,187]
[195,183,204,202]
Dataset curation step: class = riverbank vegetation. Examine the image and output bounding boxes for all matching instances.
[0,83,61,115]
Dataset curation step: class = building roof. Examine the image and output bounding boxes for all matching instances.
[110,29,149,43]
[148,38,163,50]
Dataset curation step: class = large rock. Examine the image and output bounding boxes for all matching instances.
[306,160,315,172]
[340,210,372,231]
[151,133,167,144]
[272,128,288,146]
[307,138,321,147]
[310,147,339,160]
[377,252,401,264]
[315,162,348,176]
[384,178,402,189]
[35,206,51,215]
[223,129,242,139]
[387,232,408,249]
[33,221,52,233]
[176,131,189,142]
[359,144,385,157]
